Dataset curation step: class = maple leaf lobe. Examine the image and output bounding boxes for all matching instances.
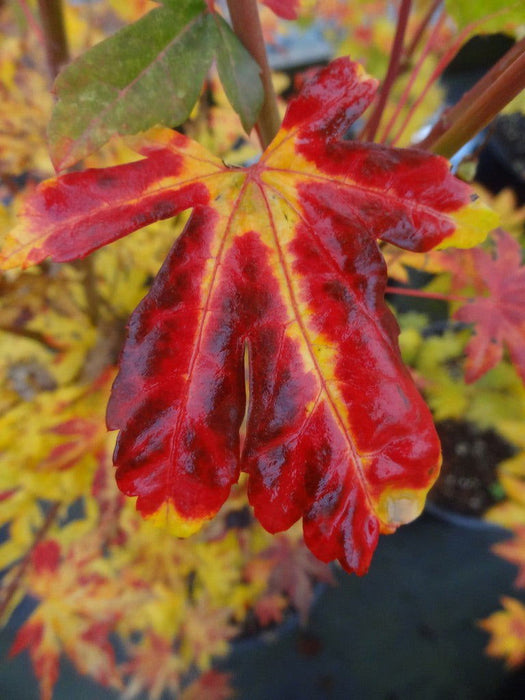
[0,135,213,269]
[108,206,246,529]
[455,230,525,383]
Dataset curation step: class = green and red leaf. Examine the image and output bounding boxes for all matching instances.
[0,58,497,573]
[48,0,263,170]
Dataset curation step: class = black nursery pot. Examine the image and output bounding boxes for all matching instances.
[426,419,515,528]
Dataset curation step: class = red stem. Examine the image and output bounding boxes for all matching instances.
[417,37,525,157]
[18,0,46,47]
[37,0,69,80]
[380,8,446,144]
[389,15,489,147]
[403,0,443,64]
[385,286,469,303]
[360,0,412,143]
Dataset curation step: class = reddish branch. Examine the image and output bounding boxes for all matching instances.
[418,37,525,157]
[389,16,490,146]
[37,0,69,79]
[385,285,469,304]
[360,0,412,143]
[402,0,443,65]
[380,7,446,144]
[18,0,46,48]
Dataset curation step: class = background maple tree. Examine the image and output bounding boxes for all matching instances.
[0,0,524,698]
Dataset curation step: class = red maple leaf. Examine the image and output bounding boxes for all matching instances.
[0,58,495,574]
[260,0,299,20]
[455,230,525,383]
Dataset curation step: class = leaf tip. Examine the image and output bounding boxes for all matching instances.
[377,488,429,528]
[48,134,79,174]
[143,500,208,538]
[437,197,500,250]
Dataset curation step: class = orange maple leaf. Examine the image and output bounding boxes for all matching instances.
[480,596,525,668]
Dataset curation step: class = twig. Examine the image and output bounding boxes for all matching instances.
[74,258,101,327]
[0,325,61,352]
[417,37,525,157]
[380,8,446,144]
[402,0,443,65]
[37,0,69,80]
[385,286,469,303]
[18,0,46,48]
[360,0,412,143]
[389,14,493,147]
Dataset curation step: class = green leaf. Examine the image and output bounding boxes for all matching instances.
[49,1,264,171]
[49,0,211,170]
[445,0,525,32]
[214,14,263,135]
[49,1,212,171]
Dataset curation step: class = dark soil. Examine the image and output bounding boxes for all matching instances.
[428,419,516,517]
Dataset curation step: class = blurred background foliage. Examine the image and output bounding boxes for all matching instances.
[0,0,525,696]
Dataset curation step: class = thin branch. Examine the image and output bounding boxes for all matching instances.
[73,258,101,327]
[417,37,525,157]
[0,325,61,352]
[360,0,412,143]
[37,0,69,80]
[389,15,495,147]
[380,8,446,144]
[226,0,281,149]
[402,0,443,65]
[18,0,46,47]
[385,286,469,303]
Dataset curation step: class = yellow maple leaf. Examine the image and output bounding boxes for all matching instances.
[480,596,525,668]
[0,374,113,572]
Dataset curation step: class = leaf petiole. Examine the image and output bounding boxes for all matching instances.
[417,37,525,157]
[360,0,412,143]
[37,0,69,79]
[385,285,471,304]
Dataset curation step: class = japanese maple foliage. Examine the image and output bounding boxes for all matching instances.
[0,58,496,573]
[454,230,525,384]
[9,540,123,699]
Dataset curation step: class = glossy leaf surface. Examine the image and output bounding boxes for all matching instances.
[455,230,525,384]
[48,0,263,170]
[1,59,496,573]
